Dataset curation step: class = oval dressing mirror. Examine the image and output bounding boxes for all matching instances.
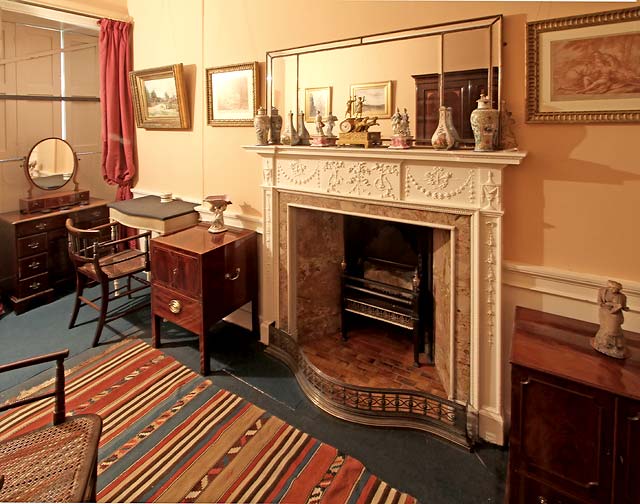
[25,137,77,191]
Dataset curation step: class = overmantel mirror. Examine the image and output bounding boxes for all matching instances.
[266,14,502,147]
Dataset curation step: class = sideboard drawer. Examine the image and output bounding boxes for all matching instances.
[151,247,201,298]
[74,205,109,225]
[17,273,49,298]
[18,253,48,278]
[152,283,202,334]
[17,233,47,257]
[16,215,65,237]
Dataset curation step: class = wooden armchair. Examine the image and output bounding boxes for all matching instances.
[0,350,102,502]
[66,218,151,347]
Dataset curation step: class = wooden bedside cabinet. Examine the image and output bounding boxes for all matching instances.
[508,307,640,504]
[150,224,259,375]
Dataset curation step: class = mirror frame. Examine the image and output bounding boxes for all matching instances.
[265,14,502,146]
[24,137,79,197]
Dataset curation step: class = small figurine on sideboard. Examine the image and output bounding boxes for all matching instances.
[591,280,630,359]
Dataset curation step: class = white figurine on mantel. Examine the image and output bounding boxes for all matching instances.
[311,111,337,147]
[324,113,337,137]
[389,107,413,149]
[204,195,232,233]
[591,280,630,359]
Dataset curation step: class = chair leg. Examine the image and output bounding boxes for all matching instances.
[92,281,109,347]
[127,275,132,299]
[69,273,87,329]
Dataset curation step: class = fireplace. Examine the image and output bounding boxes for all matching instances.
[245,145,526,446]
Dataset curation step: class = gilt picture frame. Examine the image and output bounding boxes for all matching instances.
[129,64,190,129]
[304,87,332,122]
[349,81,392,119]
[206,62,258,126]
[526,6,640,123]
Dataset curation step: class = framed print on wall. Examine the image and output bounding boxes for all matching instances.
[304,87,332,122]
[129,63,190,129]
[526,6,640,123]
[206,62,258,126]
[349,81,392,119]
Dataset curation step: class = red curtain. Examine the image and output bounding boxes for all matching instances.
[99,19,135,202]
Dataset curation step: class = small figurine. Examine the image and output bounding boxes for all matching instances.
[345,96,356,118]
[324,113,337,137]
[591,280,630,359]
[391,108,402,135]
[315,111,325,136]
[354,96,365,118]
[400,108,410,136]
[204,195,232,234]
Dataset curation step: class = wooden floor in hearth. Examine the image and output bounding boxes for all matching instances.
[299,321,447,399]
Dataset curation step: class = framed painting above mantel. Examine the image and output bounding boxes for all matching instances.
[526,6,640,123]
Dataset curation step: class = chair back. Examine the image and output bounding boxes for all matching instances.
[65,218,103,269]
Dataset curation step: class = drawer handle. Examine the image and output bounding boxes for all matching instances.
[586,481,599,488]
[225,268,241,281]
[628,414,639,422]
[537,498,548,504]
[27,242,40,249]
[35,223,47,230]
[168,299,182,314]
[28,260,41,269]
[29,281,41,290]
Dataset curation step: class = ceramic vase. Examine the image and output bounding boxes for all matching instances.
[269,107,282,144]
[297,111,310,145]
[444,107,460,148]
[470,95,499,152]
[281,111,300,146]
[431,106,456,150]
[253,107,269,145]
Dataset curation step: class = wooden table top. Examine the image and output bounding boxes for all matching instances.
[511,307,640,400]
[150,223,255,255]
[0,198,108,224]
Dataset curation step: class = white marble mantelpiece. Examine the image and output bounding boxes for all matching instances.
[245,144,527,444]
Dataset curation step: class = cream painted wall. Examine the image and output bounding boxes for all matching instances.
[126,0,639,282]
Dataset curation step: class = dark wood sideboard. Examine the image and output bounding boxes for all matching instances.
[508,307,640,504]
[0,199,109,314]
[150,224,259,375]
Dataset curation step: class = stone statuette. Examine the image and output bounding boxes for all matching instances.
[591,280,630,359]
[281,110,300,145]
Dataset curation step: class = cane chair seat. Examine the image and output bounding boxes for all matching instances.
[77,249,148,280]
[0,414,102,502]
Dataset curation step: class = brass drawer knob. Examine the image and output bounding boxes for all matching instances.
[29,261,41,269]
[225,267,241,281]
[168,299,182,314]
[29,281,41,290]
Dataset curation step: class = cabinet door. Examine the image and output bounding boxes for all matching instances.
[510,366,614,503]
[615,397,640,504]
[222,235,256,314]
[151,246,201,299]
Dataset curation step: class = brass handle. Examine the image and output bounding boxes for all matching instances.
[586,481,599,488]
[225,267,241,281]
[628,414,639,422]
[35,223,47,230]
[28,261,40,269]
[537,498,548,504]
[168,299,182,314]
[27,242,40,249]
[29,281,40,290]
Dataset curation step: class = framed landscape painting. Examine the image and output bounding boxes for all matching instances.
[304,87,332,122]
[206,62,258,126]
[526,6,640,123]
[129,64,190,129]
[349,81,392,118]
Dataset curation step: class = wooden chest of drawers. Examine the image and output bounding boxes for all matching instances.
[0,199,109,314]
[150,224,258,375]
[508,307,640,504]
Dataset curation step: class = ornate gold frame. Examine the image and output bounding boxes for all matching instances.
[206,62,258,126]
[526,6,640,123]
[349,81,392,119]
[129,64,190,129]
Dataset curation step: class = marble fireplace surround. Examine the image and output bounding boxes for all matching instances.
[245,145,526,445]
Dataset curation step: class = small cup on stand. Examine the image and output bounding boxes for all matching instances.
[160,193,173,203]
[204,195,232,233]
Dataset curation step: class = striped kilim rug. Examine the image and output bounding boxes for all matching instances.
[0,339,418,503]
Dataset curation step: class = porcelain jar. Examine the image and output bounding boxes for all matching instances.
[269,107,282,144]
[281,111,300,145]
[253,107,270,145]
[470,95,499,152]
[431,106,456,150]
